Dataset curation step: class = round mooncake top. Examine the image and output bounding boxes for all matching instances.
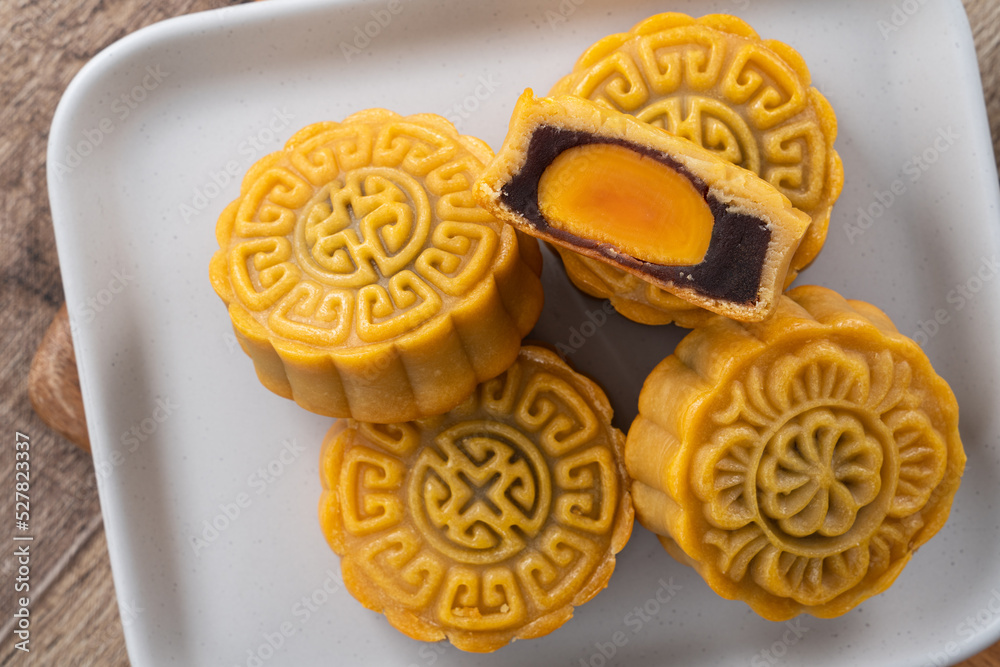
[319,346,633,652]
[210,109,532,357]
[549,12,844,326]
[626,286,965,620]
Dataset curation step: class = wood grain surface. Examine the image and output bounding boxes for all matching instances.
[2,1,999,665]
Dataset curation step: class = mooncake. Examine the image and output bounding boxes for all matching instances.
[476,91,811,322]
[209,110,544,423]
[626,286,964,620]
[549,12,844,326]
[319,346,633,651]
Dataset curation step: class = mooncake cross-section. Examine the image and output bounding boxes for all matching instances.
[476,91,811,322]
[625,286,965,620]
[209,110,544,423]
[319,346,633,652]
[549,12,844,326]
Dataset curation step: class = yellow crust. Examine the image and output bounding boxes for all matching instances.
[476,91,810,322]
[551,243,713,328]
[625,285,965,620]
[210,111,544,422]
[550,12,844,325]
[319,346,634,651]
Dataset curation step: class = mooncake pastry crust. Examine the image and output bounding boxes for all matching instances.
[476,91,811,323]
[210,110,544,423]
[553,243,714,328]
[319,346,633,652]
[625,286,965,620]
[549,12,844,326]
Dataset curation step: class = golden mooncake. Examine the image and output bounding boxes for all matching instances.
[549,12,844,326]
[476,91,810,322]
[209,110,544,423]
[319,346,633,652]
[626,286,964,620]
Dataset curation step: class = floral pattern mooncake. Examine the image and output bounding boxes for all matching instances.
[210,110,544,423]
[626,286,965,620]
[319,346,633,651]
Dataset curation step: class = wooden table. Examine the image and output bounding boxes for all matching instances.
[2,1,998,664]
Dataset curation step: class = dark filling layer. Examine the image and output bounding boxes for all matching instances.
[499,126,771,305]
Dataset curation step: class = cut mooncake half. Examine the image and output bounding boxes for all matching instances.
[625,285,965,620]
[548,12,844,326]
[476,91,810,322]
[319,345,633,652]
[210,110,544,423]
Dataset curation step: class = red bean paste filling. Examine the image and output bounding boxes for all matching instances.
[499,126,771,305]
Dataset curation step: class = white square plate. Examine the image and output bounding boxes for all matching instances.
[48,0,1000,665]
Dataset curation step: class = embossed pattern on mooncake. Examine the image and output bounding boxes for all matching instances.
[625,286,965,620]
[210,110,544,423]
[549,12,844,327]
[319,346,633,652]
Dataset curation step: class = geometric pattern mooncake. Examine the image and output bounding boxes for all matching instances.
[626,286,965,620]
[210,111,544,423]
[549,13,844,327]
[319,346,633,651]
